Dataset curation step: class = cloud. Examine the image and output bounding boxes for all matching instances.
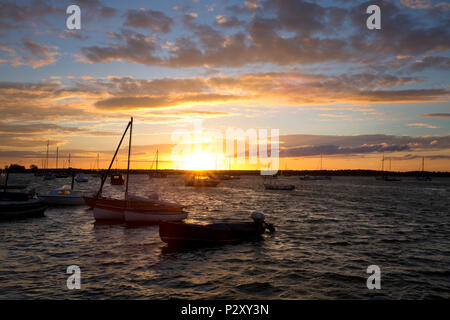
[408,56,450,71]
[422,113,450,118]
[0,39,59,68]
[408,122,439,128]
[279,134,450,157]
[123,9,173,33]
[400,0,450,10]
[215,15,245,28]
[81,30,160,65]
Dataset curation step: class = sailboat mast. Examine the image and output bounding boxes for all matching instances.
[156,149,158,172]
[422,157,425,172]
[56,147,59,169]
[46,140,49,170]
[125,117,133,197]
[95,119,132,199]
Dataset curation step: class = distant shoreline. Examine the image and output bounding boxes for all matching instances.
[7,169,450,177]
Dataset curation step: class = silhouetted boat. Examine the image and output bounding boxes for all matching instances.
[159,212,274,246]
[148,149,167,178]
[375,155,401,181]
[38,186,84,206]
[0,188,47,221]
[300,176,331,181]
[185,175,220,187]
[110,174,125,185]
[417,157,432,181]
[263,175,295,190]
[87,117,187,222]
[75,174,88,183]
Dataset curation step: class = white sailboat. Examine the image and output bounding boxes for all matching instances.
[85,118,187,222]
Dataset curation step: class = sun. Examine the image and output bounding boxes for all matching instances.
[181,152,217,171]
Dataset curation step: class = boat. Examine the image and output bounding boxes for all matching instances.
[0,196,47,220]
[148,149,167,178]
[185,175,220,187]
[264,184,295,190]
[43,173,56,180]
[417,157,432,181]
[299,175,331,181]
[75,174,88,183]
[159,212,275,246]
[0,172,47,220]
[0,184,27,190]
[38,181,84,206]
[110,173,125,185]
[375,155,401,181]
[55,174,69,178]
[263,175,295,190]
[87,117,187,222]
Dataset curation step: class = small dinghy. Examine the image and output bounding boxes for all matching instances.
[159,212,275,246]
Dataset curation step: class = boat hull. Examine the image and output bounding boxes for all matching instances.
[185,180,220,187]
[264,184,295,190]
[93,206,124,220]
[87,196,186,222]
[124,210,187,223]
[38,195,85,206]
[0,199,47,220]
[159,221,266,246]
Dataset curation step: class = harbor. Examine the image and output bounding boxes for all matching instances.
[0,170,449,299]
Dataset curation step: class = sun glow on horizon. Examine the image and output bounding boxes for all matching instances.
[180,152,218,171]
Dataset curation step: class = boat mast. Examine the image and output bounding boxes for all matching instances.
[422,157,425,172]
[125,117,133,198]
[156,149,158,172]
[56,147,59,170]
[97,153,100,171]
[95,119,132,199]
[46,140,49,170]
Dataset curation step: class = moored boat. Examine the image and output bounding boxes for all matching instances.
[110,173,125,185]
[0,190,47,220]
[185,175,220,187]
[159,212,274,246]
[88,117,187,223]
[264,184,295,190]
[75,174,88,183]
[38,185,84,206]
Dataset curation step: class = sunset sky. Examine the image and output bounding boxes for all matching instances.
[0,0,449,171]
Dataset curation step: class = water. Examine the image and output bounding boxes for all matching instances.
[0,174,449,299]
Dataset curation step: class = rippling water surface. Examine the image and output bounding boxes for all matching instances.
[0,174,449,299]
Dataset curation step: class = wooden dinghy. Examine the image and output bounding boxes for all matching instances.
[159,212,274,246]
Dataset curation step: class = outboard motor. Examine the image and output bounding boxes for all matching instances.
[251,211,275,233]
